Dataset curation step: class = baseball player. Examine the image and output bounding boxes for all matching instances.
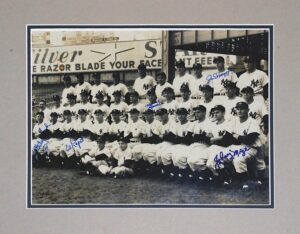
[206,56,238,96]
[92,109,110,138]
[144,88,161,113]
[131,109,162,173]
[38,99,51,122]
[154,71,173,102]
[133,64,156,101]
[61,75,76,106]
[161,87,178,120]
[198,85,223,119]
[128,91,146,114]
[110,136,135,178]
[64,93,78,120]
[109,90,129,122]
[172,60,194,97]
[222,81,244,122]
[76,89,94,120]
[191,63,209,99]
[92,92,110,120]
[32,111,50,166]
[177,83,198,121]
[51,95,64,122]
[207,102,262,190]
[90,73,108,103]
[237,56,269,103]
[107,72,128,103]
[186,105,214,181]
[75,73,92,103]
[125,108,145,148]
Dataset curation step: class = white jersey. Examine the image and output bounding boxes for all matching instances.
[75,82,92,102]
[161,100,178,116]
[172,73,194,96]
[248,99,268,123]
[189,119,212,136]
[48,121,62,133]
[89,146,112,158]
[237,69,268,95]
[39,108,51,122]
[92,103,110,117]
[173,121,194,137]
[51,105,64,122]
[176,98,198,112]
[76,102,94,116]
[191,76,210,98]
[232,117,261,147]
[32,121,50,138]
[223,96,244,122]
[159,119,177,137]
[61,120,76,133]
[155,82,173,100]
[63,104,78,119]
[92,120,110,136]
[107,83,128,102]
[133,75,156,97]
[210,120,233,138]
[113,147,133,166]
[109,102,129,114]
[109,121,127,135]
[61,86,76,105]
[128,103,146,114]
[143,119,162,137]
[206,70,238,95]
[198,97,224,119]
[125,119,145,140]
[91,83,109,102]
[73,119,93,132]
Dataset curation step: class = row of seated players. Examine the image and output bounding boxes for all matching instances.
[37,80,268,131]
[32,101,267,191]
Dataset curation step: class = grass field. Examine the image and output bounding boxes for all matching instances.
[32,167,269,205]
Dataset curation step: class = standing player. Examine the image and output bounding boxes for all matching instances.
[107,72,128,103]
[155,71,173,102]
[172,60,194,97]
[128,91,146,114]
[133,64,156,102]
[191,63,208,99]
[38,99,51,122]
[61,75,76,106]
[51,95,64,122]
[75,74,92,102]
[206,56,238,96]
[237,56,268,103]
[222,81,243,122]
[90,73,108,103]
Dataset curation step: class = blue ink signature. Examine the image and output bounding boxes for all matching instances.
[38,122,51,133]
[214,146,250,169]
[34,139,48,152]
[66,137,84,151]
[206,70,230,83]
[146,101,161,110]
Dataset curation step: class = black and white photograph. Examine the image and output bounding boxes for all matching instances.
[28,26,273,207]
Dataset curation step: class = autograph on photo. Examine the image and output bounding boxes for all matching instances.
[214,146,250,169]
[66,137,84,151]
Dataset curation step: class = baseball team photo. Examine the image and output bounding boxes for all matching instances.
[28,26,273,207]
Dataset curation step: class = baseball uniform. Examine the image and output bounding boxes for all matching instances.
[223,96,244,122]
[107,83,128,102]
[110,146,134,176]
[61,86,76,105]
[172,72,194,96]
[133,75,156,98]
[91,83,108,103]
[206,70,238,95]
[75,82,92,102]
[155,82,173,101]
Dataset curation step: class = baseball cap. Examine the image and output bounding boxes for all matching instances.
[241,86,254,94]
[193,105,206,112]
[112,90,122,96]
[200,85,213,92]
[156,108,168,116]
[211,105,225,113]
[80,89,89,96]
[137,63,146,70]
[243,56,256,63]
[78,109,88,114]
[193,63,203,70]
[129,108,140,114]
[143,109,155,115]
[50,112,58,117]
[213,56,225,63]
[52,95,61,101]
[176,108,189,115]
[180,83,190,92]
[223,81,237,89]
[176,60,185,68]
[235,102,249,109]
[94,109,104,115]
[118,135,130,143]
[95,91,104,99]
[162,87,174,94]
[110,109,121,115]
[63,110,71,115]
[67,93,76,99]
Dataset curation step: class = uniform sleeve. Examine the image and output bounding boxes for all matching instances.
[261,71,269,87]
[260,102,268,118]
[248,119,260,134]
